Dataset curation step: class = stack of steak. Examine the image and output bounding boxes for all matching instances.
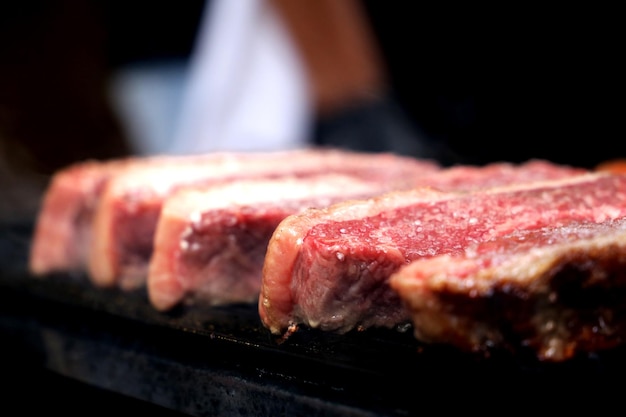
[147,173,412,311]
[30,147,626,362]
[30,148,439,290]
[260,171,626,362]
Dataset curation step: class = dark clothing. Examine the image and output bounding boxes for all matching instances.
[314,3,624,168]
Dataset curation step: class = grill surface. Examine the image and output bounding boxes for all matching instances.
[1,222,625,415]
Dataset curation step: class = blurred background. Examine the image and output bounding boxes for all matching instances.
[1,0,623,223]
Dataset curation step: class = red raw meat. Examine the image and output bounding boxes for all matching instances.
[29,157,134,276]
[86,149,440,290]
[29,153,234,277]
[389,217,626,362]
[259,172,626,337]
[408,159,587,191]
[148,159,584,311]
[147,174,406,312]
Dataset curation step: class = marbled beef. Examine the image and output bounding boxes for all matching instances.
[259,172,626,337]
[29,153,239,278]
[148,159,584,311]
[147,174,404,312]
[85,149,440,290]
[389,217,626,362]
[29,157,148,276]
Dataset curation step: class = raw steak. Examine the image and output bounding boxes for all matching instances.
[408,159,586,192]
[29,153,236,277]
[86,149,440,290]
[389,217,626,362]
[147,174,404,312]
[259,172,626,337]
[29,157,135,276]
[148,159,584,311]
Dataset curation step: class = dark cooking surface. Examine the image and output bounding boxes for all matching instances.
[1,221,625,415]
